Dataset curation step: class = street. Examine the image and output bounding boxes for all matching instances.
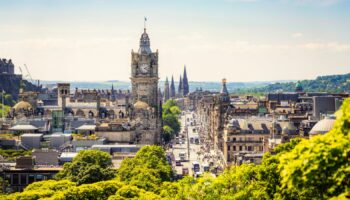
[168,110,222,178]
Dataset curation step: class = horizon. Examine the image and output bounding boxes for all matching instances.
[1,0,350,82]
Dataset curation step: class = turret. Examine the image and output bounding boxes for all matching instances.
[138,28,152,54]
[220,78,230,103]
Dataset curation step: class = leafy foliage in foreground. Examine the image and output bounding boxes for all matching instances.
[3,98,350,200]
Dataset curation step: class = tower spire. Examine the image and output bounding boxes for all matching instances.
[183,65,189,96]
[144,17,147,32]
[164,77,170,101]
[178,75,183,97]
[170,75,175,98]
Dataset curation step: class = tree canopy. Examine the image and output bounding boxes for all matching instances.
[162,99,181,143]
[55,150,116,185]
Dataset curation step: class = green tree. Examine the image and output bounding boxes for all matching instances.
[117,145,173,192]
[278,98,350,200]
[0,103,10,118]
[162,125,174,143]
[55,150,116,185]
[162,99,181,141]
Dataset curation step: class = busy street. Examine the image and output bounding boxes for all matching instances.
[167,110,224,179]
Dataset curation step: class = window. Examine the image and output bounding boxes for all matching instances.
[36,175,43,181]
[239,146,242,151]
[28,175,35,184]
[12,174,19,185]
[233,137,236,142]
[20,174,27,185]
[228,145,230,151]
[233,146,236,151]
[248,146,252,151]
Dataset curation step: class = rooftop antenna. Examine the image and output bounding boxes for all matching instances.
[144,17,147,31]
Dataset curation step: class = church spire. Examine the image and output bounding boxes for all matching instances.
[170,75,175,98]
[111,84,116,101]
[183,65,189,96]
[164,77,170,101]
[178,75,183,97]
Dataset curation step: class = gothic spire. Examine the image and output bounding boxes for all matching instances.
[111,84,116,101]
[178,75,183,97]
[220,79,229,95]
[183,65,189,96]
[170,75,175,98]
[164,77,170,101]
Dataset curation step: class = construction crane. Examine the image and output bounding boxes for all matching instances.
[24,64,34,83]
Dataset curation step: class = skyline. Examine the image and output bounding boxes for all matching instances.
[0,0,349,82]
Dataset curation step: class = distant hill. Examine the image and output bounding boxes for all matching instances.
[235,73,350,94]
[40,80,290,92]
[39,73,349,94]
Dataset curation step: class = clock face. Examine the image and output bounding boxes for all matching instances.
[140,63,149,74]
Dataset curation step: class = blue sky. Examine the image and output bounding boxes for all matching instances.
[0,0,349,82]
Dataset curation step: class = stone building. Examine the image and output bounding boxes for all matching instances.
[0,58,15,74]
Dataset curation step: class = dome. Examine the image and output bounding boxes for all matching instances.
[309,116,336,136]
[134,101,150,110]
[138,29,152,54]
[13,101,32,111]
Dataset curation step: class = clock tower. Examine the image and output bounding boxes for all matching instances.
[130,28,159,108]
